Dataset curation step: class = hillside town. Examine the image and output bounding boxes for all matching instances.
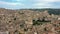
[0,8,60,34]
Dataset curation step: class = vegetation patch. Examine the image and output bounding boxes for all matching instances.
[33,19,50,25]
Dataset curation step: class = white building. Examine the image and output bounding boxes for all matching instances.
[58,18,60,20]
[34,32,37,34]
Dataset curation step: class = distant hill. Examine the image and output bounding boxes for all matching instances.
[0,8,60,15]
[27,8,60,15]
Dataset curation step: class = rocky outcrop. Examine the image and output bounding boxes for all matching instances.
[0,9,60,34]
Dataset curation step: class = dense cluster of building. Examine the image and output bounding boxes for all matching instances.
[0,9,60,34]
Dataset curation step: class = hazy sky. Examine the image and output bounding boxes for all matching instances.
[0,0,60,9]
